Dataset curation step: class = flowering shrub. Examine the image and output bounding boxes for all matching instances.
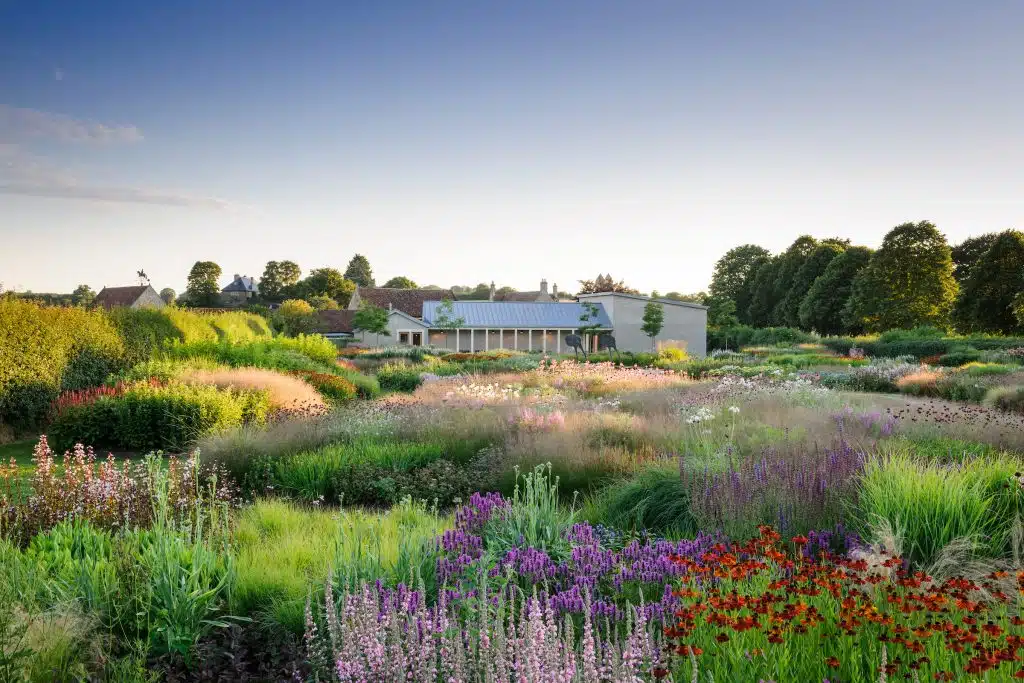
[663,524,1024,682]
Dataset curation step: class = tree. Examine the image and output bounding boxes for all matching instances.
[70,284,96,307]
[951,233,999,285]
[952,230,1024,334]
[709,244,771,322]
[664,291,707,303]
[452,283,492,300]
[641,302,665,351]
[184,261,222,307]
[745,258,780,327]
[432,298,465,329]
[843,221,958,333]
[297,268,356,307]
[769,236,818,325]
[382,276,418,289]
[159,288,177,305]
[353,302,389,337]
[260,260,302,302]
[306,294,340,311]
[778,242,845,327]
[344,254,375,287]
[577,274,640,295]
[798,246,873,335]
[705,294,738,328]
[274,299,318,336]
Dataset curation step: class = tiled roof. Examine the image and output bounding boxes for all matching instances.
[317,309,356,334]
[421,301,611,329]
[222,276,258,293]
[356,287,454,318]
[93,286,149,310]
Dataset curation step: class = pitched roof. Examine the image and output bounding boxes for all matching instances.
[355,287,454,318]
[93,286,150,310]
[222,275,258,293]
[317,309,356,334]
[421,301,612,329]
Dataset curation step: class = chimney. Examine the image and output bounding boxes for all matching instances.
[233,273,241,281]
[489,281,496,301]
[552,283,559,300]
[540,278,549,297]
[388,302,393,311]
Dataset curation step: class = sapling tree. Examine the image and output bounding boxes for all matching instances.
[642,301,665,351]
[353,302,390,337]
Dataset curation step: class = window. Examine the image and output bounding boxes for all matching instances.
[398,332,409,344]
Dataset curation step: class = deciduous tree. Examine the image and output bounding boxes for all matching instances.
[951,233,999,285]
[184,261,222,307]
[297,268,356,307]
[353,302,389,336]
[709,244,771,323]
[70,284,96,307]
[260,260,302,302]
[769,236,818,325]
[432,298,465,329]
[159,288,176,305]
[843,221,957,332]
[382,276,417,289]
[274,299,318,336]
[952,230,1024,334]
[577,274,639,295]
[798,246,872,335]
[745,258,780,327]
[641,302,665,351]
[778,242,845,327]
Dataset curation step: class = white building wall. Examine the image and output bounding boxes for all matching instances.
[579,294,707,357]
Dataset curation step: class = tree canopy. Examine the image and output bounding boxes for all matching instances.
[843,221,958,332]
[769,235,818,326]
[641,302,665,350]
[577,274,640,295]
[344,254,375,287]
[71,284,96,307]
[296,268,356,307]
[798,246,873,335]
[777,242,845,327]
[951,233,999,285]
[184,261,222,307]
[382,276,417,289]
[952,230,1024,334]
[159,288,176,305]
[744,258,780,327]
[260,260,301,302]
[353,302,389,336]
[709,244,771,320]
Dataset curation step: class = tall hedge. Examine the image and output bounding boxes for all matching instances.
[108,307,272,365]
[0,299,126,430]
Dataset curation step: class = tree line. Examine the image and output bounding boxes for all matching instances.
[706,222,1024,335]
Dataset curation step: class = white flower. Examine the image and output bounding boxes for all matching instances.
[728,405,740,414]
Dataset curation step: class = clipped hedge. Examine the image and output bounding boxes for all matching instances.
[821,333,1024,360]
[0,299,127,431]
[108,307,272,364]
[708,325,817,351]
[47,381,271,452]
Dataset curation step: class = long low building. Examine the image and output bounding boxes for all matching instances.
[320,286,708,356]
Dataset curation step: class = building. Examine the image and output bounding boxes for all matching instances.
[336,284,708,355]
[93,285,166,310]
[577,292,707,357]
[221,274,258,306]
[489,279,569,302]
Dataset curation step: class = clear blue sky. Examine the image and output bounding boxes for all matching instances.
[1,1,1021,295]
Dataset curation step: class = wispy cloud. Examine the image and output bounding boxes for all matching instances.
[0,104,142,144]
[0,182,234,209]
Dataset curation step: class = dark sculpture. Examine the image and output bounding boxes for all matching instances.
[565,334,587,360]
[598,333,619,359]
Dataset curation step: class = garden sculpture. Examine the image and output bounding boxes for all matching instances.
[598,332,619,359]
[565,334,587,360]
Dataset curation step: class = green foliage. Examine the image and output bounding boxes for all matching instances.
[293,268,356,307]
[273,299,318,337]
[164,335,339,374]
[382,276,417,289]
[483,464,576,561]
[768,235,818,325]
[936,349,982,366]
[335,368,381,399]
[951,232,999,284]
[183,261,223,308]
[0,299,127,431]
[984,385,1024,414]
[709,244,771,325]
[159,288,176,305]
[343,254,375,287]
[258,260,301,303]
[797,246,873,335]
[640,301,664,349]
[744,258,780,327]
[583,462,696,536]
[291,371,358,402]
[707,325,816,351]
[352,302,389,336]
[376,363,423,393]
[777,242,844,328]
[844,221,958,332]
[47,382,271,452]
[70,284,96,307]
[576,274,639,295]
[953,229,1024,334]
[431,298,464,330]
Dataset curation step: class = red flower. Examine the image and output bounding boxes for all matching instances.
[825,657,840,668]
[715,633,730,643]
[791,535,809,546]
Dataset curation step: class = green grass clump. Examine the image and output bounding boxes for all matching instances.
[583,462,696,537]
[232,498,446,634]
[984,385,1024,414]
[857,449,1024,566]
[376,363,423,393]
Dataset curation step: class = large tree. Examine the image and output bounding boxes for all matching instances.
[768,235,818,326]
[709,244,771,323]
[843,221,958,332]
[70,284,96,307]
[274,299,318,336]
[159,288,177,305]
[296,268,356,307]
[184,261,223,307]
[382,276,418,289]
[798,246,873,335]
[951,233,999,285]
[777,242,845,328]
[577,274,640,295]
[260,260,302,302]
[952,229,1024,334]
[344,254,375,287]
[745,258,780,327]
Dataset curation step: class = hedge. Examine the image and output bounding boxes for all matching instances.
[108,307,272,364]
[376,364,423,393]
[0,299,127,431]
[707,325,817,351]
[820,335,1024,360]
[47,381,272,452]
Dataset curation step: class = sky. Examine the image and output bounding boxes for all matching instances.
[1,1,1022,296]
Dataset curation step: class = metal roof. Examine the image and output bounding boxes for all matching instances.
[421,301,612,329]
